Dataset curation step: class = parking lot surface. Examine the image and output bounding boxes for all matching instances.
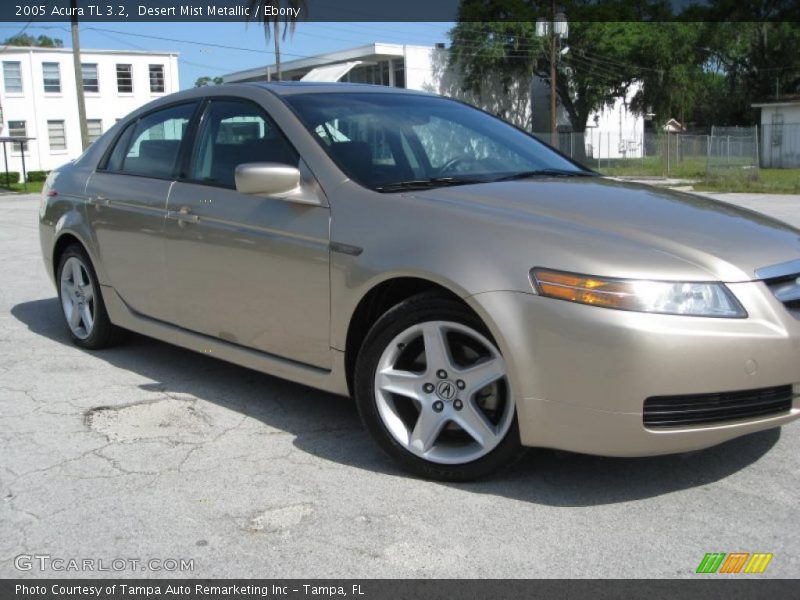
[1,191,798,578]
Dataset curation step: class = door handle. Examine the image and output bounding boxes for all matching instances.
[169,206,199,226]
[93,195,110,208]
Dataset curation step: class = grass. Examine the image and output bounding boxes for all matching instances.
[693,169,800,194]
[0,181,44,194]
[598,157,708,179]
[598,157,799,194]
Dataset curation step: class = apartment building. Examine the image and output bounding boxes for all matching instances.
[0,46,179,175]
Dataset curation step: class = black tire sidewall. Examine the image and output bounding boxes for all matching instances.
[353,293,524,481]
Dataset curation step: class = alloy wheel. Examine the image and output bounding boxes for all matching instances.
[60,256,96,340]
[373,320,514,464]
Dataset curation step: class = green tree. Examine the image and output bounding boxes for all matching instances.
[696,21,800,124]
[246,0,307,81]
[449,2,707,131]
[3,33,64,47]
[194,76,225,87]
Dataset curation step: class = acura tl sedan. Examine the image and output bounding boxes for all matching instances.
[40,83,800,480]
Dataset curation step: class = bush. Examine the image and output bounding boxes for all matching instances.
[26,170,50,182]
[0,171,20,186]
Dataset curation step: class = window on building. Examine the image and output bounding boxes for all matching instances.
[3,61,22,93]
[116,64,133,93]
[393,59,405,88]
[82,63,99,92]
[343,62,391,86]
[87,119,103,144]
[42,62,61,93]
[148,64,165,93]
[48,120,67,151]
[7,120,27,152]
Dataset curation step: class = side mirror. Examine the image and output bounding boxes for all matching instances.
[234,162,300,197]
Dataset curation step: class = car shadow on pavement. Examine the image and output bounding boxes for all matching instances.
[12,297,782,507]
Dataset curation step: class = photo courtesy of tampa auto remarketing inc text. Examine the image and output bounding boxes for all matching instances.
[0,0,798,597]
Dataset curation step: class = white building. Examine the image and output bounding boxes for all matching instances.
[583,82,646,160]
[0,46,179,176]
[752,97,800,168]
[223,43,539,131]
[223,42,644,160]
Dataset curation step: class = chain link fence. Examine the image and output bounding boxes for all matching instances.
[706,126,759,181]
[534,124,798,178]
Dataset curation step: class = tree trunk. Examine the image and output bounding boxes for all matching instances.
[551,75,590,164]
[273,20,281,81]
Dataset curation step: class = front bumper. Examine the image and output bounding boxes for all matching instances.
[468,282,800,456]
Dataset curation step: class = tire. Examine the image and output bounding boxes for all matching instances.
[56,244,123,349]
[354,292,525,481]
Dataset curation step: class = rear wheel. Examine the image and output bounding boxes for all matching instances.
[56,244,122,349]
[354,293,524,481]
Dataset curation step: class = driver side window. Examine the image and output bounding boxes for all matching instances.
[190,99,298,189]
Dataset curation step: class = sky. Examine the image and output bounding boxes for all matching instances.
[0,21,454,89]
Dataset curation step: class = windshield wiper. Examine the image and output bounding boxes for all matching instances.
[491,168,597,182]
[374,177,488,192]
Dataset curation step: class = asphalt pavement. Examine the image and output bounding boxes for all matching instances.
[1,191,798,578]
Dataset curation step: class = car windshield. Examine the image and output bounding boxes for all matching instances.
[284,92,591,192]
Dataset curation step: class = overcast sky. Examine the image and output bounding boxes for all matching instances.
[0,21,453,89]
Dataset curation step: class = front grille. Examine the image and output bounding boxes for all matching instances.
[644,385,794,428]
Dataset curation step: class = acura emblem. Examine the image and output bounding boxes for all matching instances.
[436,380,457,401]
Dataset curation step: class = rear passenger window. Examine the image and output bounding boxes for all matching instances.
[105,103,195,178]
[190,100,298,189]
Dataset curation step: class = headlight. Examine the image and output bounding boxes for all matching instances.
[530,268,746,318]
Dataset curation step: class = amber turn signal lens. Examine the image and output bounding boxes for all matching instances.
[530,268,746,317]
[531,269,632,309]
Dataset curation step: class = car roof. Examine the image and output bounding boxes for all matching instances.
[114,82,437,128]
[242,81,431,96]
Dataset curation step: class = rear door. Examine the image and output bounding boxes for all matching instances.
[86,102,197,321]
[163,98,332,368]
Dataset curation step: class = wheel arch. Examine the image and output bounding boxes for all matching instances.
[52,232,88,277]
[344,276,487,396]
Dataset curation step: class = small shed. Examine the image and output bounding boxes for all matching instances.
[751,97,800,168]
[662,118,686,133]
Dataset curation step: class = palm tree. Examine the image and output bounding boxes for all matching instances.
[247,0,307,81]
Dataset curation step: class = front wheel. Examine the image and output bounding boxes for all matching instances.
[354,293,524,481]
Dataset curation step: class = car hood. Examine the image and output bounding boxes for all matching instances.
[411,177,800,282]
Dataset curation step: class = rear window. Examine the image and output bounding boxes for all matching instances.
[104,103,195,179]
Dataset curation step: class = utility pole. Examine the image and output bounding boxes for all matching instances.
[70,0,89,150]
[536,4,567,147]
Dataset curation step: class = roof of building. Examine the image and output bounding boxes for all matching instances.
[752,95,800,108]
[223,42,433,83]
[0,45,178,56]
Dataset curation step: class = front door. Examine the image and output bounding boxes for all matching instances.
[86,102,197,322]
[163,98,331,368]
